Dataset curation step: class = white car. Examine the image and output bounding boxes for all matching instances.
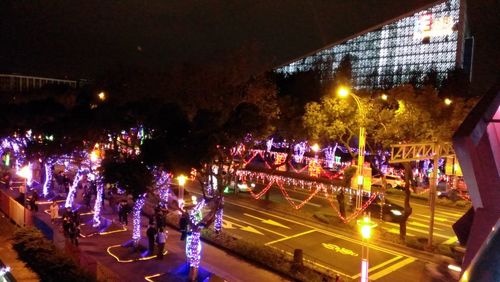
[372,174,405,189]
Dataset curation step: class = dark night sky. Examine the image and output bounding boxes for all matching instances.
[0,1,461,79]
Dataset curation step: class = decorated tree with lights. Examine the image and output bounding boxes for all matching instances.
[101,151,153,246]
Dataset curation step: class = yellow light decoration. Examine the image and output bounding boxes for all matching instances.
[107,245,168,263]
[144,274,163,282]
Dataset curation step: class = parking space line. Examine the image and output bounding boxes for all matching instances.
[265,229,316,246]
[369,257,416,280]
[224,214,288,237]
[384,222,450,238]
[352,256,403,279]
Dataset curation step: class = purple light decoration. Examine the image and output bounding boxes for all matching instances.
[325,144,337,168]
[266,138,273,152]
[92,179,104,227]
[214,207,223,233]
[65,169,83,208]
[293,142,306,163]
[132,194,147,244]
[43,160,53,197]
[186,231,201,268]
[156,170,170,204]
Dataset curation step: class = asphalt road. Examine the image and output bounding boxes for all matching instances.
[187,181,466,281]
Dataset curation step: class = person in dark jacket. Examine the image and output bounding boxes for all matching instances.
[146,224,157,254]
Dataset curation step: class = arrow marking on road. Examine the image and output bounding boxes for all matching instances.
[222,220,236,229]
[244,213,291,229]
[240,226,264,235]
[224,214,288,237]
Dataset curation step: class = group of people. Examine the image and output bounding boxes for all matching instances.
[147,224,168,259]
[62,207,81,246]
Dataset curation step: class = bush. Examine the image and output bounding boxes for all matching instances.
[12,227,96,282]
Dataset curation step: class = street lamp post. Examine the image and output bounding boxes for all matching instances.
[177,175,187,210]
[357,214,377,282]
[338,87,366,210]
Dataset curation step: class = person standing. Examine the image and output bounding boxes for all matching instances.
[146,224,157,254]
[336,189,346,218]
[49,201,59,223]
[30,190,39,212]
[156,228,167,259]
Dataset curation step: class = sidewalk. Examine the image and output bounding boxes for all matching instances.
[2,185,288,282]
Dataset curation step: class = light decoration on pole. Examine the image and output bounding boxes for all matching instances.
[92,178,104,227]
[293,142,306,163]
[156,170,171,204]
[65,169,84,208]
[214,197,224,233]
[43,160,53,197]
[186,231,202,268]
[132,194,147,244]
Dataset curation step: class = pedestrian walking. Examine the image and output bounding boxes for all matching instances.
[62,207,73,237]
[49,201,59,223]
[179,212,189,241]
[118,200,129,226]
[29,190,39,212]
[156,228,167,259]
[68,222,80,246]
[147,224,157,254]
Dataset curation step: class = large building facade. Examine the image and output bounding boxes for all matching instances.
[0,74,78,93]
[277,0,472,89]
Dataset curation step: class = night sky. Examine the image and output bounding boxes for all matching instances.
[0,1,459,79]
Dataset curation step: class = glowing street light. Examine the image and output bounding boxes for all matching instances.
[17,165,33,186]
[338,86,365,211]
[177,175,187,210]
[90,150,99,162]
[98,91,106,101]
[381,94,388,101]
[444,98,452,106]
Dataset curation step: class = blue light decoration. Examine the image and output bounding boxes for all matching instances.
[43,159,53,197]
[156,170,170,204]
[92,178,104,227]
[65,169,84,208]
[214,206,223,233]
[132,194,147,244]
[186,231,201,268]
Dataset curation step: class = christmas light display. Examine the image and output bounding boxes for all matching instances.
[266,138,273,152]
[43,160,53,197]
[132,194,147,244]
[293,142,306,163]
[186,231,202,268]
[93,179,104,227]
[324,145,337,168]
[65,169,84,208]
[214,200,223,233]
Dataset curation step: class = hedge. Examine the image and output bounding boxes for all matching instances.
[12,227,96,282]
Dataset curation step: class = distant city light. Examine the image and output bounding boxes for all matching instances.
[98,91,106,101]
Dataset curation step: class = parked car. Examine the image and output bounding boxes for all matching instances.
[350,195,405,222]
[372,174,405,189]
